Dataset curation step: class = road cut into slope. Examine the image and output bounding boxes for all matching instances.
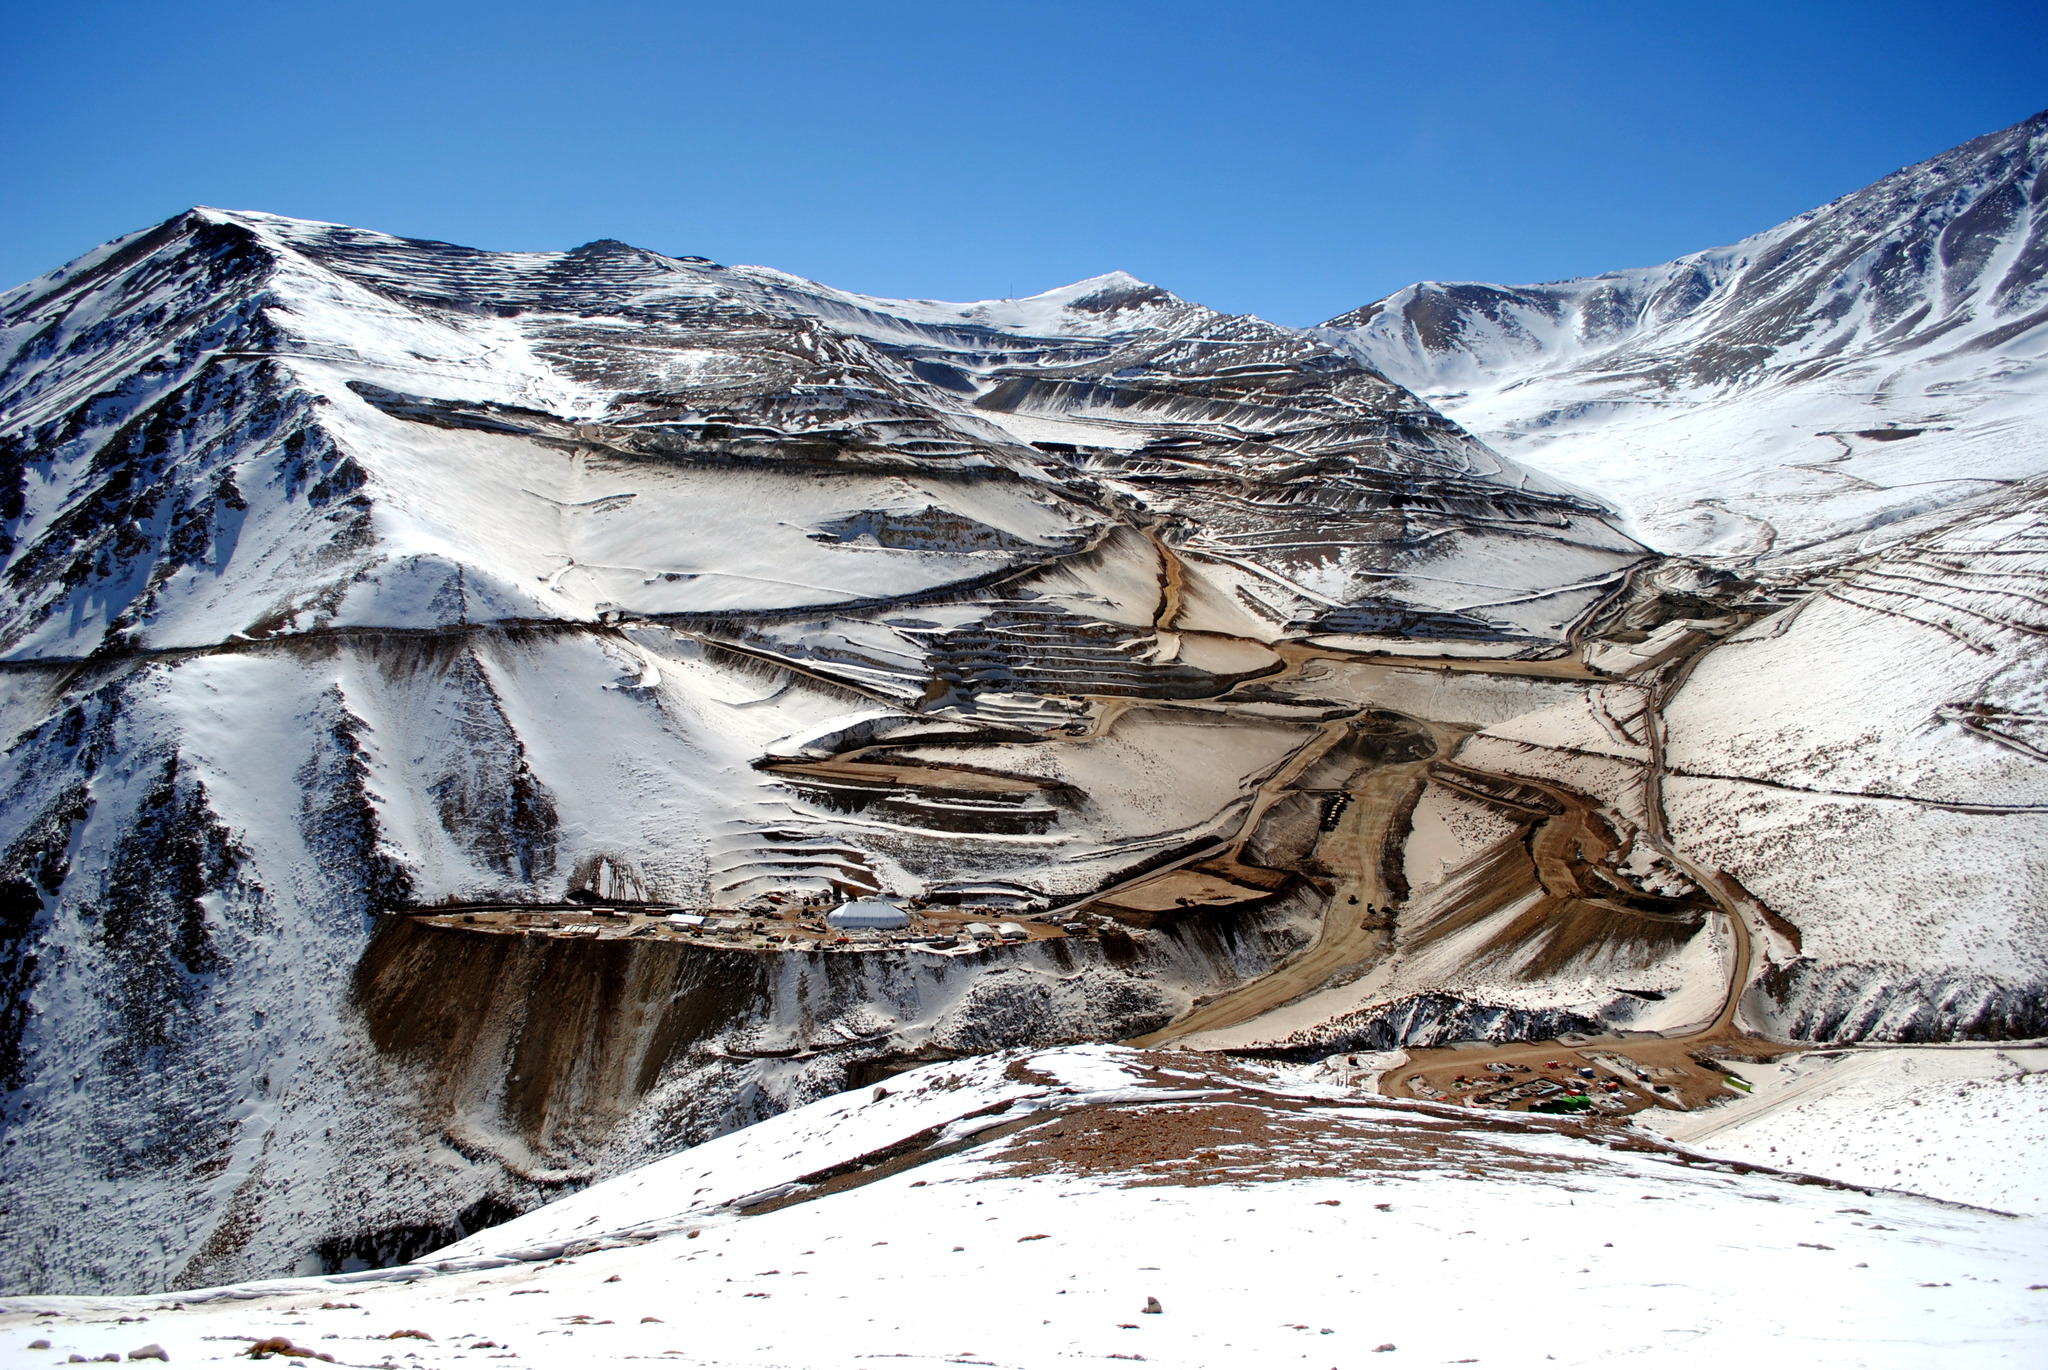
[1121,608,1760,1059]
[1124,713,1466,1043]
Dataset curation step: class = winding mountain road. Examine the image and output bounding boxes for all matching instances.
[1120,606,1766,1071]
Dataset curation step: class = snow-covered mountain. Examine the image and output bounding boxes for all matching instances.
[1,209,1636,660]
[1282,113,2048,1054]
[5,109,2047,1309]
[0,210,1647,1293]
[1321,110,2048,564]
[5,1046,2043,1368]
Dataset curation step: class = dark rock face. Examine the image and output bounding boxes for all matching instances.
[0,879,53,1094]
[311,1193,525,1275]
[296,690,416,926]
[0,765,96,1095]
[1747,962,2048,1043]
[0,720,262,1289]
[89,752,240,1064]
[347,891,1322,1148]
[406,652,560,887]
[353,916,771,1161]
[317,889,1320,1277]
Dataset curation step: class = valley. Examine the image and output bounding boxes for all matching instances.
[0,108,2044,1303]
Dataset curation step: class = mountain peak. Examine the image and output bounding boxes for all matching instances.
[4,121,2043,1313]
[1317,109,2048,562]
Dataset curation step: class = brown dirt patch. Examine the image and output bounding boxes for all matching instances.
[759,758,1054,795]
[984,1090,1588,1189]
[1098,869,1277,913]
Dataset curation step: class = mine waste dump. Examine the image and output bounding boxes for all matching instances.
[2,108,2046,1306]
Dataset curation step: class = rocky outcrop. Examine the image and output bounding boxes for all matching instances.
[1743,962,2048,1043]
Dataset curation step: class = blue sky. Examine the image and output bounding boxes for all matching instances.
[2,1,2043,324]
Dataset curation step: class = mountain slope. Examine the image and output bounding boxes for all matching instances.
[5,1047,2043,1368]
[9,144,2047,1304]
[1,209,1640,659]
[1321,110,2048,563]
[1660,473,2048,1039]
[0,211,1651,1293]
[1299,114,2048,1051]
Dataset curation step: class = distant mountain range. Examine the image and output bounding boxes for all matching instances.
[1322,110,2048,566]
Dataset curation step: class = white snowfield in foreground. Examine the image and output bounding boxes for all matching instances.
[1645,1046,2048,1216]
[3,1047,2043,1368]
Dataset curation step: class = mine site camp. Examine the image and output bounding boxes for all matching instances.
[1,8,2045,1367]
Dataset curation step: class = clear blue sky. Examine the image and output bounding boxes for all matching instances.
[3,1,2043,325]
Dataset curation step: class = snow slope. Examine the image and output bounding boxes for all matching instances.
[3,1047,2042,1369]
[1662,477,2048,1039]
[1322,111,2048,563]
[1646,1045,2048,1214]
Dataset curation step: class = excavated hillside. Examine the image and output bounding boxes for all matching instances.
[0,211,1651,1292]
[1291,111,2048,1056]
[4,109,2045,1295]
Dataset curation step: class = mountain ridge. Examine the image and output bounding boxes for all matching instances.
[1,206,1638,662]
[2,113,2044,1300]
[1319,109,2048,562]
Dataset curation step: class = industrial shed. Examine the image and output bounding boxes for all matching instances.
[826,898,911,930]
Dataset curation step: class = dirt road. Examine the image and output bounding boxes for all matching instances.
[1375,648,1766,1099]
[1126,717,1465,1046]
[1120,597,1766,1080]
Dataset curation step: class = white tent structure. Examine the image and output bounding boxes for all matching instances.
[826,898,911,930]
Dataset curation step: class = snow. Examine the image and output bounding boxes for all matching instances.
[1658,483,2048,1033]
[885,704,1316,893]
[1647,1046,2048,1214]
[1323,112,2048,566]
[1402,780,1522,893]
[1257,658,1590,730]
[4,1047,2043,1367]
